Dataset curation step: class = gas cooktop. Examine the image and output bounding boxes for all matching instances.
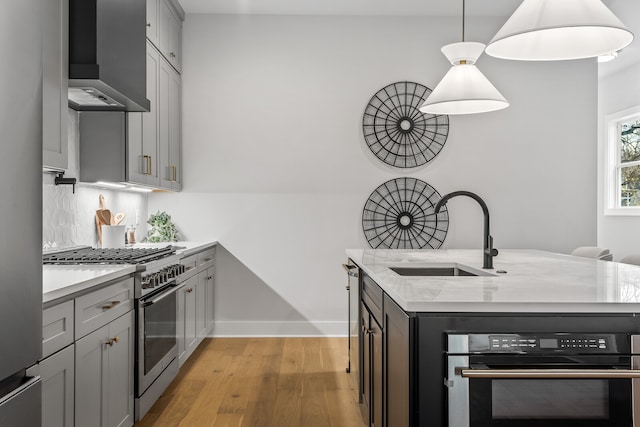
[42,246,176,265]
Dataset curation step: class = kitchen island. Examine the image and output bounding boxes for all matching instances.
[346,249,640,427]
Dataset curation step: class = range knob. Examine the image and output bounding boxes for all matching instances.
[167,267,176,278]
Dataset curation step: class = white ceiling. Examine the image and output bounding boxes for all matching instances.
[179,0,640,79]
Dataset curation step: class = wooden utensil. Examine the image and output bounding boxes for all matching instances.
[112,212,126,225]
[96,195,112,245]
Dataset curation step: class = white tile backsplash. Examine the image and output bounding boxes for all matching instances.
[43,109,148,248]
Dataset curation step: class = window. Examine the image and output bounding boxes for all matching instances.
[605,106,640,215]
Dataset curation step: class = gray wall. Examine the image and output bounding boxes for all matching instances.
[149,14,598,336]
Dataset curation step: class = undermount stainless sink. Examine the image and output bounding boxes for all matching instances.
[389,264,494,277]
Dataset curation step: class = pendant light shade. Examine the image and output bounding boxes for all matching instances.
[419,42,509,115]
[485,0,634,61]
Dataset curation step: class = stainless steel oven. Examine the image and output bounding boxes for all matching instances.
[135,262,187,420]
[446,333,640,427]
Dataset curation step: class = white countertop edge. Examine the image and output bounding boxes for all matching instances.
[43,265,136,305]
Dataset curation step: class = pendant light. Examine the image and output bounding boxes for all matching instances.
[419,0,509,115]
[485,0,634,61]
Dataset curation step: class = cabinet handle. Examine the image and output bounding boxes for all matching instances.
[146,22,151,27]
[106,336,120,347]
[207,276,213,280]
[147,156,152,175]
[101,300,120,310]
[186,288,194,293]
[170,165,177,182]
[362,325,373,335]
[169,52,176,58]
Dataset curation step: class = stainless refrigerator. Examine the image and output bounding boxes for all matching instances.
[0,0,43,425]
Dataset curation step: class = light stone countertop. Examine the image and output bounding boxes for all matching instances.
[346,249,640,313]
[43,264,136,305]
[43,240,218,305]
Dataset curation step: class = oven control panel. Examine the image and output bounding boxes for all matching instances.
[488,335,609,352]
[461,333,627,354]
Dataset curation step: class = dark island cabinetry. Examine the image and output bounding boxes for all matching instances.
[356,269,640,427]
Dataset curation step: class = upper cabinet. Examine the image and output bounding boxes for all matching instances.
[42,0,68,171]
[148,0,184,73]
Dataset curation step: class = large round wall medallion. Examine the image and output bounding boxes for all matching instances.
[362,81,449,168]
[362,177,449,249]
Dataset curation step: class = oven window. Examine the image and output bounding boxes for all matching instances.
[492,380,608,419]
[469,378,632,426]
[144,290,177,375]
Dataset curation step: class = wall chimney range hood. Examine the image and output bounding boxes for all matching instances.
[68,0,150,112]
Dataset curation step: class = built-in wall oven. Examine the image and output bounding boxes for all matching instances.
[446,333,640,427]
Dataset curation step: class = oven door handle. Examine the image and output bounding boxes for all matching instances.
[142,283,185,307]
[460,368,640,379]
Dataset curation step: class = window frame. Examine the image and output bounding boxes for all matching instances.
[604,106,640,216]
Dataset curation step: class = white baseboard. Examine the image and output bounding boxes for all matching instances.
[209,320,348,337]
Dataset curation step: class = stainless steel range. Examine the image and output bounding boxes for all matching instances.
[43,246,190,421]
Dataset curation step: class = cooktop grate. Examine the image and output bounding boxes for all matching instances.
[42,246,176,265]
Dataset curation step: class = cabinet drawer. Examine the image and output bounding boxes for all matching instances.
[75,277,134,339]
[362,275,383,310]
[43,300,74,359]
[197,247,215,269]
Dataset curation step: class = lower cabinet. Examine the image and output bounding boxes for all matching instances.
[75,311,134,427]
[178,274,198,366]
[383,294,410,427]
[361,302,383,427]
[203,266,215,333]
[41,345,74,427]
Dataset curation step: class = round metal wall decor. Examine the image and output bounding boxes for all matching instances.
[363,81,449,168]
[362,178,449,249]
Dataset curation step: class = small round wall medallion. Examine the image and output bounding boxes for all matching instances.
[362,177,449,249]
[363,81,449,168]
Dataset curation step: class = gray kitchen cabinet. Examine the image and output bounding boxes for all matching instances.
[158,56,182,191]
[146,0,159,47]
[196,271,207,340]
[179,275,198,366]
[75,311,134,427]
[204,266,215,332]
[42,0,68,171]
[41,344,75,427]
[158,0,183,72]
[127,43,161,188]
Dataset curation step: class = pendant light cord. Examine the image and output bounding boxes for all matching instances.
[461,0,465,42]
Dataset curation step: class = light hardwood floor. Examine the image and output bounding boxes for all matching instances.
[135,337,366,427]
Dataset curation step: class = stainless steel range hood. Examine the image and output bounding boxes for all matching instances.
[68,0,150,112]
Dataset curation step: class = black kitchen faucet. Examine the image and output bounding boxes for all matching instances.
[435,191,498,269]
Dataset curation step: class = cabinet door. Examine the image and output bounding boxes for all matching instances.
[42,0,68,171]
[184,276,198,361]
[41,344,74,427]
[204,267,214,332]
[361,304,370,425]
[384,295,410,427]
[168,66,182,191]
[176,282,186,364]
[106,311,134,427]
[146,0,159,47]
[75,312,134,427]
[75,324,108,427]
[159,0,181,72]
[127,43,160,187]
[196,270,207,339]
[158,56,182,191]
[371,316,383,427]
